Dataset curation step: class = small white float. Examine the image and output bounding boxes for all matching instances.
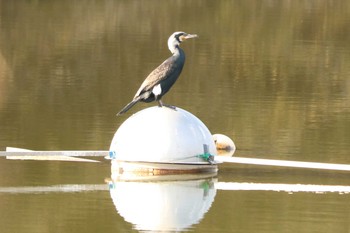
[213,133,236,157]
[109,106,218,175]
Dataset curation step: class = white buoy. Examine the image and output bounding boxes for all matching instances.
[110,107,218,174]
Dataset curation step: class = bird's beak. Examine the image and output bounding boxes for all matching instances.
[183,34,198,40]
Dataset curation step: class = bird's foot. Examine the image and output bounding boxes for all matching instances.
[163,104,177,111]
[157,100,177,111]
[158,100,176,111]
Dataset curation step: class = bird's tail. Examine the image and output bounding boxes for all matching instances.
[116,98,139,116]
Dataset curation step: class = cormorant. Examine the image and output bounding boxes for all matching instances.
[117,31,198,116]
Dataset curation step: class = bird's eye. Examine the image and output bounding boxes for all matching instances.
[175,33,186,42]
[178,34,187,42]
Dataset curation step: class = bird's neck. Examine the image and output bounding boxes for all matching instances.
[171,45,184,57]
[169,43,180,54]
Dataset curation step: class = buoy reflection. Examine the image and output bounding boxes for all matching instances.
[109,174,217,232]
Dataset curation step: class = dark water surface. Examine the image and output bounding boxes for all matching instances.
[1,1,350,232]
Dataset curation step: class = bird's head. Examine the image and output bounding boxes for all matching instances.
[167,31,198,53]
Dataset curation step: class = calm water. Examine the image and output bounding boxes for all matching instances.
[1,1,350,232]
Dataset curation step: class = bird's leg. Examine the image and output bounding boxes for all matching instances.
[157,100,163,107]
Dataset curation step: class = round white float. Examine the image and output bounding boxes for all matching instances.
[110,106,217,170]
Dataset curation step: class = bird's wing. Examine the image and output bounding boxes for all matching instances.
[134,56,182,98]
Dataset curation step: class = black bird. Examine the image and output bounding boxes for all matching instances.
[117,31,198,115]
